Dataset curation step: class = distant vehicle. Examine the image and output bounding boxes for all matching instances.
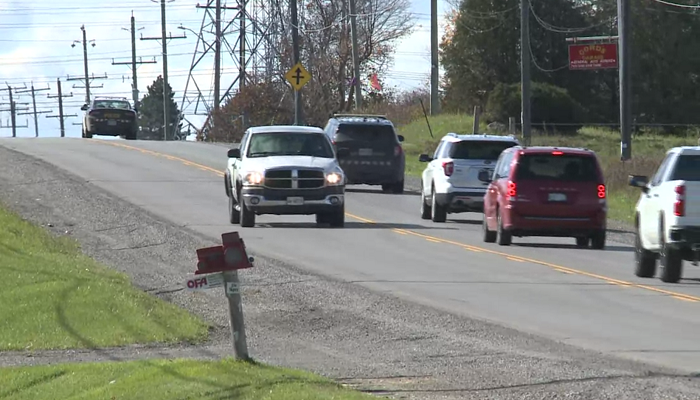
[418,133,519,222]
[81,96,138,140]
[323,114,405,193]
[224,125,349,228]
[482,146,607,249]
[629,146,700,283]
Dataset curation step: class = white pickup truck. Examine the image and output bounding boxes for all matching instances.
[629,146,700,283]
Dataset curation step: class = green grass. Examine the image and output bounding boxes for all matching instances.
[398,113,699,225]
[0,358,375,400]
[0,205,210,351]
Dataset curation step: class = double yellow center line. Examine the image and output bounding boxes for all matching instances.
[97,140,700,304]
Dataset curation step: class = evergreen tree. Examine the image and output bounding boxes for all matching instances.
[138,76,182,140]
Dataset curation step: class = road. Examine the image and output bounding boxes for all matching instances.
[2,137,699,374]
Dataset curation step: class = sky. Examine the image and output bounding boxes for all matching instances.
[0,0,449,138]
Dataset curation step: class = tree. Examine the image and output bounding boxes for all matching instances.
[138,75,182,140]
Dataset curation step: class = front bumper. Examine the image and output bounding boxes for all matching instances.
[434,190,486,212]
[241,185,344,215]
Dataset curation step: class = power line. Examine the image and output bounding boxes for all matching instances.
[651,0,700,9]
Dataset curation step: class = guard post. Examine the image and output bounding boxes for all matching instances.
[187,231,254,360]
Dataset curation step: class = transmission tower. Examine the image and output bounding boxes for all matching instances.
[179,0,287,134]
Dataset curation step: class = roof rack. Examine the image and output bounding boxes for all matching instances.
[333,113,387,120]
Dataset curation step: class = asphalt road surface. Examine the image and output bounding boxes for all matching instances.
[3,137,699,374]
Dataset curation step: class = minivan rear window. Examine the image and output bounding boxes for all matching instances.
[515,154,599,182]
[448,140,517,160]
[335,124,397,145]
[670,155,700,181]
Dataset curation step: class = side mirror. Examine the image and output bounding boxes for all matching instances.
[80,104,89,111]
[478,169,492,183]
[336,148,350,158]
[628,174,649,193]
[418,153,432,163]
[397,134,404,142]
[227,148,241,159]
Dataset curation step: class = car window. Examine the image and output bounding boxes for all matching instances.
[246,132,334,158]
[650,153,673,186]
[497,151,514,178]
[669,154,700,181]
[335,124,396,146]
[515,154,599,182]
[448,140,517,160]
[93,100,131,109]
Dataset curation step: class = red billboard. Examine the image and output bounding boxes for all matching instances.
[568,43,618,70]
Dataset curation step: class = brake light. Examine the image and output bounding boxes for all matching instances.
[674,184,685,216]
[88,110,98,116]
[507,181,516,198]
[442,161,454,176]
[597,184,606,199]
[394,145,402,157]
[552,151,563,155]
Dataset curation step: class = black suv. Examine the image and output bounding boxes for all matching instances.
[80,96,138,140]
[323,114,405,194]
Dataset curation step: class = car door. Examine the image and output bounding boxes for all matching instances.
[641,153,673,247]
[485,151,507,224]
[231,131,250,199]
[422,141,445,197]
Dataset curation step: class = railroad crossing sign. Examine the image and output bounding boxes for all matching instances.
[285,61,311,91]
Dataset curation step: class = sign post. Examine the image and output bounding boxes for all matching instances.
[187,231,254,360]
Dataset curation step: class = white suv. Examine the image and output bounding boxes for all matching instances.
[418,133,519,222]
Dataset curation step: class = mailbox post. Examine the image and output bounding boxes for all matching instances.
[187,231,254,361]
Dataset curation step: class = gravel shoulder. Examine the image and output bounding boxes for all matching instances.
[0,144,697,400]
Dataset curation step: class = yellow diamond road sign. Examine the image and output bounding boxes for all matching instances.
[285,62,311,91]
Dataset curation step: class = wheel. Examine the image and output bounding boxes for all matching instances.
[228,194,240,224]
[634,226,656,278]
[659,235,682,283]
[125,130,137,140]
[239,195,255,227]
[430,187,447,222]
[328,204,345,228]
[315,213,328,225]
[482,213,496,243]
[420,186,431,220]
[84,129,93,139]
[590,230,606,250]
[576,237,589,248]
[496,208,512,246]
[392,179,404,194]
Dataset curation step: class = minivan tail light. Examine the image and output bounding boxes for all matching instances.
[674,184,685,216]
[442,161,454,176]
[394,145,402,157]
[597,184,606,199]
[507,181,516,198]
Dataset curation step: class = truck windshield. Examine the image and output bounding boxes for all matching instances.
[247,132,335,158]
[670,155,700,181]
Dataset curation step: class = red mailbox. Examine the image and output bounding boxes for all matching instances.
[221,232,253,270]
[195,245,226,275]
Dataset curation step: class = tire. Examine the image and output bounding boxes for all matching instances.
[634,226,656,278]
[316,213,327,225]
[392,179,404,194]
[239,195,255,227]
[84,129,93,139]
[591,229,606,250]
[328,204,345,228]
[482,213,496,243]
[420,185,431,220]
[228,194,240,224]
[659,235,682,283]
[576,237,589,248]
[496,208,512,246]
[125,130,137,140]
[430,187,447,222]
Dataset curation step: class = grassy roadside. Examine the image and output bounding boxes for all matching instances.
[0,204,209,351]
[0,358,375,400]
[398,114,697,226]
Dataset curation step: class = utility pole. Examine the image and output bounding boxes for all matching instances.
[617,0,632,160]
[17,82,52,137]
[0,85,29,137]
[214,0,222,112]
[430,0,440,115]
[290,0,303,124]
[141,0,187,141]
[68,26,107,104]
[113,13,157,109]
[47,78,76,138]
[348,0,362,110]
[520,0,531,146]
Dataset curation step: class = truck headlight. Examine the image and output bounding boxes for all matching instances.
[243,171,264,185]
[325,172,343,185]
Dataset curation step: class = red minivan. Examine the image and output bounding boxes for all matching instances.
[481,146,607,249]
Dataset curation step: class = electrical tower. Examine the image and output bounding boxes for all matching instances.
[179,0,286,134]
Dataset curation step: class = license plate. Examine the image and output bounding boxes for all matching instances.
[286,196,304,205]
[108,120,117,126]
[548,192,567,202]
[358,148,372,156]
